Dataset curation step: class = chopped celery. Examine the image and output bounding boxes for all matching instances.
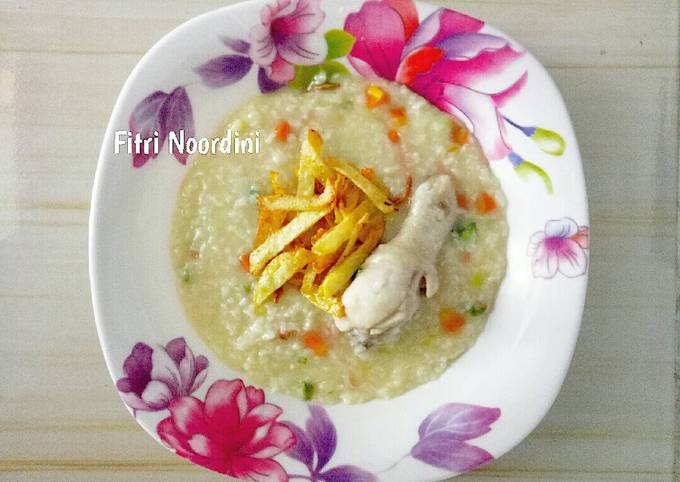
[470,271,486,289]
[452,221,477,240]
[302,381,315,401]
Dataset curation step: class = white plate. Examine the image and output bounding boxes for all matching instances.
[89,1,589,480]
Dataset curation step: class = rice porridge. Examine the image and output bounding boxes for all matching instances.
[170,76,507,404]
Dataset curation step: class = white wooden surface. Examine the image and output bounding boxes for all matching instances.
[1,1,678,481]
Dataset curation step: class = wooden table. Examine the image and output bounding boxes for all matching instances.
[1,1,678,480]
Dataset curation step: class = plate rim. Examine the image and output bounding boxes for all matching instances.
[89,0,590,480]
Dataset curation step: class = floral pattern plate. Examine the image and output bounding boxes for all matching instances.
[89,0,589,480]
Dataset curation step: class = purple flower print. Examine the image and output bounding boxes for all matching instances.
[528,217,590,279]
[129,87,195,167]
[284,405,376,482]
[221,36,251,54]
[195,36,255,89]
[258,66,286,92]
[116,337,208,412]
[195,0,329,93]
[115,336,503,478]
[195,55,254,88]
[128,0,564,201]
[410,403,500,473]
[128,91,167,168]
[249,0,328,84]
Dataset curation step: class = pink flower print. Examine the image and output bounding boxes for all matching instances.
[528,217,590,279]
[344,0,527,161]
[250,0,327,84]
[157,379,295,481]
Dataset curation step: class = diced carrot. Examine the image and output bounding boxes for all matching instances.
[389,106,408,126]
[460,250,472,263]
[440,309,466,334]
[450,121,469,145]
[456,193,468,209]
[275,120,290,142]
[239,252,251,272]
[302,330,328,356]
[365,85,389,109]
[388,129,401,144]
[475,192,497,214]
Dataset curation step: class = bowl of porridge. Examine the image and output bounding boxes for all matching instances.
[90,0,589,480]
